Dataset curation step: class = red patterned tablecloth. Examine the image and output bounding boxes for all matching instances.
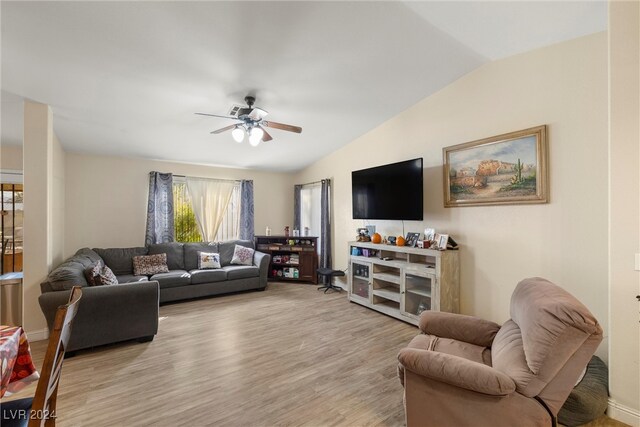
[0,325,39,398]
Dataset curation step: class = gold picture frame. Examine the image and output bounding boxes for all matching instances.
[443,125,548,207]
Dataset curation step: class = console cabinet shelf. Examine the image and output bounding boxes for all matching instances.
[255,236,318,284]
[348,241,459,326]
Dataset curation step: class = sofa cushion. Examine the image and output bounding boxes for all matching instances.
[133,253,170,276]
[231,245,255,266]
[84,261,118,286]
[222,265,259,280]
[219,240,253,266]
[73,248,103,268]
[198,252,221,269]
[148,243,185,270]
[407,334,492,366]
[189,269,228,285]
[398,333,492,388]
[48,259,89,291]
[94,247,148,275]
[493,278,602,398]
[150,270,191,289]
[184,242,219,271]
[509,278,601,374]
[116,274,150,284]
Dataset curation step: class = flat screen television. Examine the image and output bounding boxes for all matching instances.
[352,158,423,220]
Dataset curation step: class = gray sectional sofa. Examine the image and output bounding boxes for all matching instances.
[39,240,270,352]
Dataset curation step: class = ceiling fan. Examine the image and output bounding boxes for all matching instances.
[195,96,302,146]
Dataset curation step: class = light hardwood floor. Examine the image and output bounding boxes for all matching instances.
[18,283,417,426]
[10,283,627,427]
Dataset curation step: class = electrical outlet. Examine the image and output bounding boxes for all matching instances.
[635,253,640,271]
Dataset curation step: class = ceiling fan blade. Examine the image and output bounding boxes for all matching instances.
[195,112,240,120]
[262,121,302,134]
[261,127,273,142]
[248,107,268,121]
[210,124,238,134]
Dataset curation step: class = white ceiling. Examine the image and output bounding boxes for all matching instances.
[1,1,607,172]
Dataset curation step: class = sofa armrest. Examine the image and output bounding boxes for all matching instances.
[398,348,515,396]
[418,312,501,348]
[253,250,271,287]
[39,281,160,351]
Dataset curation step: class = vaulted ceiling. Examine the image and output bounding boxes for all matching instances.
[1,1,607,172]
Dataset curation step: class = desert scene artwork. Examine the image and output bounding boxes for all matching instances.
[444,126,548,207]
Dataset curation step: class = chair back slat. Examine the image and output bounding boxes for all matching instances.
[28,286,82,427]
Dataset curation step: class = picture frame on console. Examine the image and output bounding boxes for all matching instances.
[435,234,449,250]
[443,125,548,207]
[405,232,420,247]
[424,228,435,241]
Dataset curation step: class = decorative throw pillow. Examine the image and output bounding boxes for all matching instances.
[84,261,118,286]
[230,245,254,266]
[198,252,221,269]
[133,253,170,276]
[84,262,99,286]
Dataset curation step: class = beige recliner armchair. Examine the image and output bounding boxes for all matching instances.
[397,277,603,427]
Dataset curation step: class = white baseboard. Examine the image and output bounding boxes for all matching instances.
[27,328,49,342]
[609,399,640,426]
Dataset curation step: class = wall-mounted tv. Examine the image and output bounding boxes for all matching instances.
[352,158,423,220]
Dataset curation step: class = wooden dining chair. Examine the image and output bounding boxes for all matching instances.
[1,286,82,427]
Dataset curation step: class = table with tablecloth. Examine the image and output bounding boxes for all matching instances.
[0,325,39,398]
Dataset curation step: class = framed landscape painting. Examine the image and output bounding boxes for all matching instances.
[443,125,548,207]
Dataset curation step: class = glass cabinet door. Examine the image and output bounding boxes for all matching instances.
[350,260,371,301]
[402,272,434,319]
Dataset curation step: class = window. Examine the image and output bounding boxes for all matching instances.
[299,183,322,254]
[173,178,241,242]
[173,181,201,243]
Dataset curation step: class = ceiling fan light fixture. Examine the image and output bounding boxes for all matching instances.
[232,126,245,143]
[197,95,302,144]
[249,127,263,146]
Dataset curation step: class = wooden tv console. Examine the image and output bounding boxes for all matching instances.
[347,241,459,326]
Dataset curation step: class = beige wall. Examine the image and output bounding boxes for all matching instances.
[22,102,66,335]
[608,0,640,422]
[20,102,65,341]
[52,134,65,267]
[1,145,23,170]
[295,33,609,357]
[23,101,53,333]
[64,153,294,257]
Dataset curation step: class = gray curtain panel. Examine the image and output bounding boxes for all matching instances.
[145,171,175,245]
[293,184,302,230]
[320,179,332,269]
[239,180,255,240]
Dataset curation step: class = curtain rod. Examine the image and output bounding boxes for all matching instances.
[173,174,242,184]
[299,179,329,187]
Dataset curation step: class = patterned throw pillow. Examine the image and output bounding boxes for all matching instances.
[198,252,221,269]
[133,253,170,276]
[230,245,254,266]
[84,261,119,286]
